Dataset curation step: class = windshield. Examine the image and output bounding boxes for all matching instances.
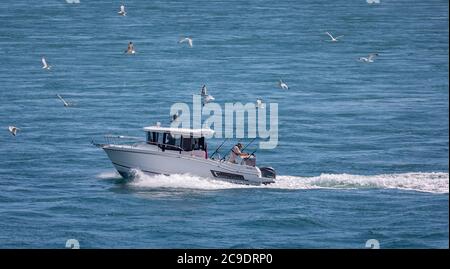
[146,132,206,152]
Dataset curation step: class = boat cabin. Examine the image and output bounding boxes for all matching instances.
[143,126,214,157]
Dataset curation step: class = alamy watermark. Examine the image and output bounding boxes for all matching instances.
[64,238,379,249]
[365,239,380,249]
[169,96,278,149]
[65,239,80,249]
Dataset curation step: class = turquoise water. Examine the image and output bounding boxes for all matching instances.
[0,0,448,248]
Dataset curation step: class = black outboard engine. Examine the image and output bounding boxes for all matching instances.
[260,167,276,179]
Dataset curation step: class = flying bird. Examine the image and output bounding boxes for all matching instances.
[179,37,193,48]
[125,42,135,54]
[56,94,74,107]
[118,5,126,16]
[256,99,265,109]
[359,53,379,63]
[200,84,208,96]
[200,85,214,105]
[8,126,20,136]
[278,79,289,90]
[325,32,343,42]
[42,57,51,69]
[203,95,215,104]
[171,112,179,123]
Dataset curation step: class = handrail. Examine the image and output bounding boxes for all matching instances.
[102,134,144,146]
[99,135,188,152]
[104,135,142,140]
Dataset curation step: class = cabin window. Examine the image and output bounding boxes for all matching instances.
[179,136,206,151]
[193,138,201,150]
[194,137,206,150]
[147,131,206,152]
[164,133,181,151]
[158,133,165,145]
[181,136,193,151]
[147,132,159,143]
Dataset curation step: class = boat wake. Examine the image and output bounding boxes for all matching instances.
[128,169,246,190]
[273,173,449,194]
[97,170,448,194]
[96,171,122,179]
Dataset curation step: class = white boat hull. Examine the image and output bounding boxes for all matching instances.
[101,144,275,185]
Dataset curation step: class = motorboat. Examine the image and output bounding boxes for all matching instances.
[94,124,276,185]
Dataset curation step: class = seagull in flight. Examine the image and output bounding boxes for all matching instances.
[8,126,20,136]
[203,95,215,104]
[42,57,51,70]
[57,94,74,107]
[179,37,193,48]
[171,112,179,123]
[359,53,379,63]
[125,42,135,54]
[200,85,214,105]
[278,79,289,90]
[200,84,208,96]
[118,5,126,16]
[256,99,265,109]
[325,32,343,42]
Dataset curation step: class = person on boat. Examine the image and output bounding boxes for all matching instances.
[228,143,249,164]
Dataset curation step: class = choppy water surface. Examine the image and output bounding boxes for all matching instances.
[0,0,448,248]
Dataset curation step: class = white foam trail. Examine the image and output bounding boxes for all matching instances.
[96,171,121,179]
[271,172,449,194]
[110,169,449,194]
[129,169,247,190]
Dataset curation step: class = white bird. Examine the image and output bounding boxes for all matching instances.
[367,0,381,4]
[256,99,265,109]
[279,79,289,90]
[171,112,179,123]
[200,84,208,96]
[200,85,214,105]
[359,53,379,63]
[179,37,193,48]
[325,32,343,42]
[203,95,215,103]
[125,42,135,54]
[57,94,74,107]
[42,57,51,69]
[8,126,20,136]
[118,5,126,16]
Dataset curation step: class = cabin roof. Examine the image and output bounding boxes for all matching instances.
[143,126,215,137]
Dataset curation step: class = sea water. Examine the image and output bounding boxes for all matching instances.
[0,0,448,248]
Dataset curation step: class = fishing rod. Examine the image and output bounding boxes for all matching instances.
[241,137,257,152]
[248,147,258,157]
[242,140,259,161]
[209,138,228,159]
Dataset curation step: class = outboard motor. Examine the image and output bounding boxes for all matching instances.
[260,167,276,179]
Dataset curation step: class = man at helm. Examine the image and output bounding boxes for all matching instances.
[228,143,250,164]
